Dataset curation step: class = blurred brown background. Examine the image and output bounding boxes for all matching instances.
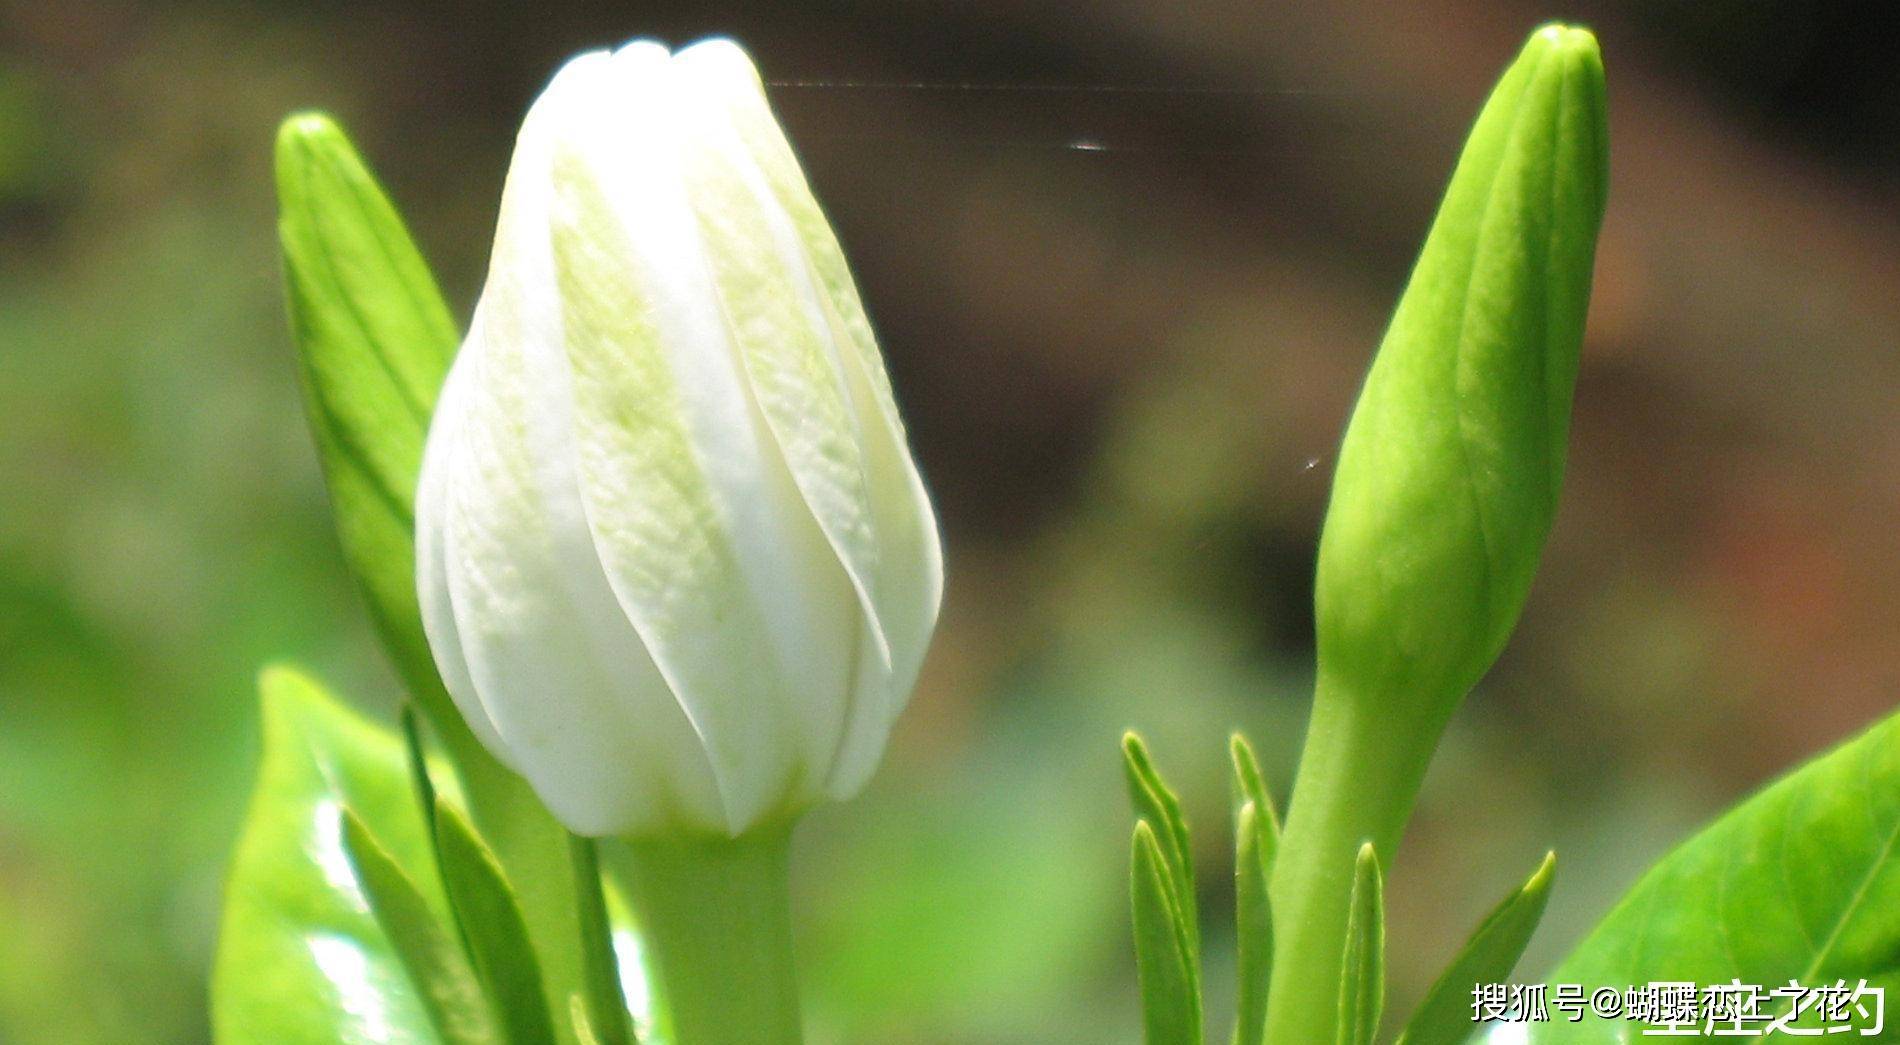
[4,1,1900,1041]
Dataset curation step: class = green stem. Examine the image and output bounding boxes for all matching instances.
[1263,674,1442,1044]
[618,823,803,1045]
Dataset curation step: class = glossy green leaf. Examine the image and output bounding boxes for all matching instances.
[1133,820,1203,1045]
[276,111,589,1036]
[340,809,498,1045]
[1338,844,1384,1045]
[1231,802,1272,1045]
[568,835,637,1045]
[1524,708,1900,1040]
[434,802,557,1045]
[1395,851,1552,1045]
[1123,731,1200,963]
[213,666,445,1043]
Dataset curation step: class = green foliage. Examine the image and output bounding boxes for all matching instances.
[433,804,559,1045]
[1131,820,1202,1045]
[1231,803,1272,1045]
[1394,852,1552,1045]
[1536,707,1900,1039]
[273,111,457,711]
[341,809,499,1045]
[1122,732,1201,964]
[213,667,448,1043]
[274,111,590,1035]
[1336,844,1384,1045]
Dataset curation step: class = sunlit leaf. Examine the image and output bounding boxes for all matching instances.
[340,809,497,1045]
[212,666,444,1043]
[1520,708,1900,1040]
[275,111,591,1035]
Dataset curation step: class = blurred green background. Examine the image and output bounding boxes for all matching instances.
[6,1,1900,1041]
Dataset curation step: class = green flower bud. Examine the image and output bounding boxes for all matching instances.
[1315,22,1606,728]
[1267,25,1608,1044]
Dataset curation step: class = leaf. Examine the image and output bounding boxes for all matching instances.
[275,111,591,1037]
[568,835,637,1045]
[1231,802,1272,1045]
[1122,731,1200,963]
[1394,851,1552,1045]
[1337,843,1384,1045]
[1229,732,1281,846]
[1527,707,1900,1040]
[213,666,447,1043]
[274,110,456,713]
[340,809,498,1045]
[1133,820,1204,1045]
[434,802,558,1045]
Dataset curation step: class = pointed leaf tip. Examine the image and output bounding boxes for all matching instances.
[1120,732,1199,963]
[1396,850,1555,1045]
[1338,844,1385,1045]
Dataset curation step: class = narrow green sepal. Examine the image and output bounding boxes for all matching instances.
[340,808,499,1045]
[1228,733,1280,856]
[1337,843,1385,1045]
[434,802,558,1045]
[1133,820,1204,1045]
[276,111,591,1038]
[1231,801,1272,1045]
[274,111,458,713]
[1122,731,1200,959]
[1396,851,1554,1045]
[568,835,637,1045]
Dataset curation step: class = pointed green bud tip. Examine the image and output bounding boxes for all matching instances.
[1314,21,1607,731]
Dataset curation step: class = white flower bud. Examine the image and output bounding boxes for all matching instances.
[415,39,943,838]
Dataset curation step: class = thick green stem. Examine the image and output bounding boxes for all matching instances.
[618,823,802,1045]
[1263,674,1443,1044]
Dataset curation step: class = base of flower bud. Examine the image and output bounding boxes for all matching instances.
[617,821,803,1045]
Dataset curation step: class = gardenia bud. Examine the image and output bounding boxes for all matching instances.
[1313,23,1607,731]
[415,39,943,838]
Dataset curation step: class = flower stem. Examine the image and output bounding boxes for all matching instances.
[1263,673,1442,1044]
[619,822,802,1045]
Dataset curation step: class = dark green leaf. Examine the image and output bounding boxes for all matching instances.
[212,666,444,1043]
[1533,708,1900,1040]
[1133,820,1203,1045]
[1231,802,1272,1045]
[1395,851,1552,1045]
[434,802,558,1045]
[1338,843,1384,1045]
[341,809,498,1045]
